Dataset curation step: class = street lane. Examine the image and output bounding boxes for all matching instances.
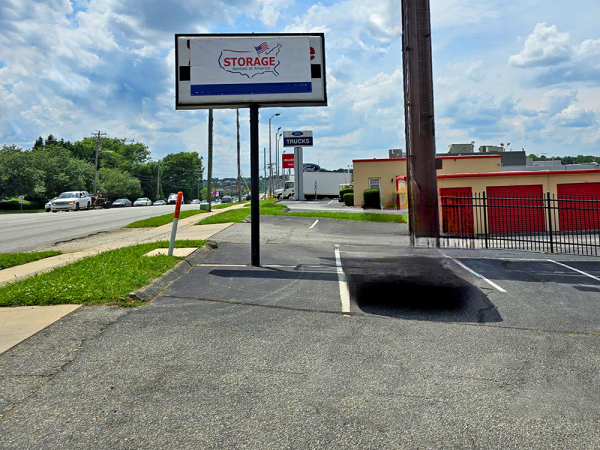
[0,204,198,253]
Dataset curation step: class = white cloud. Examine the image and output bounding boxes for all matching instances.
[509,23,571,68]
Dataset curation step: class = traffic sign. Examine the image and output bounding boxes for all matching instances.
[283,130,313,147]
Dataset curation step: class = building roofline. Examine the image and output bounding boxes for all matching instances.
[353,154,502,163]
[438,169,600,179]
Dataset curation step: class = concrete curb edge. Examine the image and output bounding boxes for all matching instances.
[127,241,218,302]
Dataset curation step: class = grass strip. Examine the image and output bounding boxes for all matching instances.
[0,240,206,307]
[0,251,62,270]
[126,209,205,228]
[196,200,405,225]
[0,209,46,214]
[211,201,249,210]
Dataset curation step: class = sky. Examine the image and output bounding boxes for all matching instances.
[1,0,600,178]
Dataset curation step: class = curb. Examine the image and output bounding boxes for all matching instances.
[127,241,218,302]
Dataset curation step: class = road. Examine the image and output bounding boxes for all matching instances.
[0,205,199,253]
[1,216,599,448]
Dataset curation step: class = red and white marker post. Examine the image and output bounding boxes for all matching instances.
[168,191,183,256]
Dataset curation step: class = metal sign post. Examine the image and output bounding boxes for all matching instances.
[175,33,327,266]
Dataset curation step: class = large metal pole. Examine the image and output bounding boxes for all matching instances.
[275,131,279,190]
[250,105,260,266]
[263,147,267,199]
[207,109,213,212]
[401,0,440,243]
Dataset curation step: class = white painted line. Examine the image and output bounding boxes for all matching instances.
[448,257,507,293]
[548,260,600,282]
[309,219,319,229]
[328,200,334,204]
[198,264,248,267]
[334,245,351,313]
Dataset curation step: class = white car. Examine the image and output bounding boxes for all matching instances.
[51,191,92,212]
[133,197,152,207]
[167,193,184,204]
[45,197,58,212]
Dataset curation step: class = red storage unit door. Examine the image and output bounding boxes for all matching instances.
[557,182,600,231]
[440,187,474,235]
[487,185,545,234]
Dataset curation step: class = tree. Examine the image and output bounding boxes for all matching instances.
[33,137,44,150]
[0,145,43,198]
[30,145,94,199]
[160,152,203,201]
[131,161,160,200]
[97,168,143,200]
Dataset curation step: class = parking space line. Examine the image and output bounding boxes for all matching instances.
[309,220,319,229]
[328,200,334,204]
[334,245,351,314]
[447,257,507,293]
[547,260,600,282]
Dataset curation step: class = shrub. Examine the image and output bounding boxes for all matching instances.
[0,198,40,210]
[339,187,353,202]
[343,193,354,207]
[363,189,381,209]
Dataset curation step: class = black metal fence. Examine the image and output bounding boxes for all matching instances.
[439,192,600,256]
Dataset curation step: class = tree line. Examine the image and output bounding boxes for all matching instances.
[0,135,204,205]
[528,154,600,165]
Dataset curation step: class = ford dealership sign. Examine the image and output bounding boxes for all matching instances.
[283,130,313,147]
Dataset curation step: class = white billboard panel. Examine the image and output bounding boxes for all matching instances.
[176,34,327,109]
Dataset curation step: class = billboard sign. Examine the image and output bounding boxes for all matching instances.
[282,153,295,169]
[176,34,327,109]
[283,130,313,147]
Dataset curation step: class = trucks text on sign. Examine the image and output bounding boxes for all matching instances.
[283,130,313,147]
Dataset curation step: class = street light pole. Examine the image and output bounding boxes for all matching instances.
[268,113,280,197]
[275,127,281,190]
[277,132,282,188]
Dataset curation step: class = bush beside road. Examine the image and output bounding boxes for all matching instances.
[0,240,205,307]
[0,251,62,270]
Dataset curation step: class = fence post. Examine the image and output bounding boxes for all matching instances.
[546,192,554,254]
[482,192,489,249]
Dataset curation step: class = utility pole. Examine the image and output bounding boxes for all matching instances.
[156,161,161,201]
[207,109,214,212]
[92,130,106,196]
[237,109,241,201]
[263,147,267,199]
[268,113,280,198]
[402,0,440,243]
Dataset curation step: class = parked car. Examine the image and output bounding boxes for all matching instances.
[191,199,201,204]
[167,193,183,204]
[221,196,233,203]
[111,199,132,208]
[246,194,252,201]
[45,197,58,212]
[51,191,92,212]
[133,197,152,207]
[153,200,166,206]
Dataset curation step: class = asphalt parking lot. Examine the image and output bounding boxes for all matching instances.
[1,216,599,449]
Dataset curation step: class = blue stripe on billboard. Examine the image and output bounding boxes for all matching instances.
[191,82,312,96]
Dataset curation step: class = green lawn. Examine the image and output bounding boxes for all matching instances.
[0,209,46,214]
[211,201,249,210]
[0,240,206,307]
[0,251,62,270]
[126,209,206,228]
[196,200,405,225]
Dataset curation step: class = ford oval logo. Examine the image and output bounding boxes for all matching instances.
[291,131,303,136]
[303,163,321,172]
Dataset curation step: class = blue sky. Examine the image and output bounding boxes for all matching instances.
[1,0,600,177]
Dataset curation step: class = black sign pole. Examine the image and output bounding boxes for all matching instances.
[249,104,260,267]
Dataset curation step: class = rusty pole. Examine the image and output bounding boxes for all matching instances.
[401,0,440,244]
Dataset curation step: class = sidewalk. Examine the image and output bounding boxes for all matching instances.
[0,204,247,286]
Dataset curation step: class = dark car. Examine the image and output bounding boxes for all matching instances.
[111,198,132,207]
[245,194,251,201]
[221,195,233,203]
